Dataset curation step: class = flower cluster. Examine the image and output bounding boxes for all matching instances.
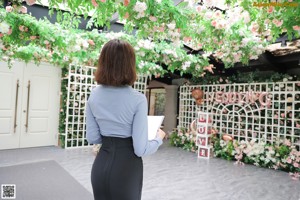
[133,1,147,19]
[170,129,197,153]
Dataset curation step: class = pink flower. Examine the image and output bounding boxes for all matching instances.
[293,25,300,31]
[88,39,95,46]
[7,29,12,35]
[272,19,283,27]
[281,113,285,118]
[265,19,270,24]
[44,40,49,45]
[124,0,130,6]
[284,140,291,146]
[101,0,106,2]
[211,20,217,27]
[183,37,192,43]
[19,26,25,32]
[268,146,273,151]
[0,33,3,37]
[287,158,292,164]
[267,6,274,13]
[91,0,98,7]
[124,12,130,19]
[214,10,222,18]
[274,114,278,119]
[20,6,27,14]
[235,154,243,160]
[204,64,215,73]
[296,123,300,128]
[6,6,13,12]
[26,0,36,6]
[196,5,202,12]
[250,22,259,33]
[149,16,157,22]
[30,36,37,40]
[294,162,299,168]
[158,26,165,32]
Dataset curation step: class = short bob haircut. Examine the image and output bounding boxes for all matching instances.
[95,39,136,86]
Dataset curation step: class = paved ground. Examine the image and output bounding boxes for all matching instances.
[0,141,299,200]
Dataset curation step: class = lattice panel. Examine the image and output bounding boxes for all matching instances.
[179,82,300,147]
[63,65,148,148]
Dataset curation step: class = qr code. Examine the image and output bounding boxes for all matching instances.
[1,184,16,199]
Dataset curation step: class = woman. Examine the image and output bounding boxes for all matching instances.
[86,39,165,200]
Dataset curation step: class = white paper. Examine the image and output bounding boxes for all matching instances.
[147,116,165,140]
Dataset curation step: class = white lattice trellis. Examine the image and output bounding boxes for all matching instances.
[179,82,300,147]
[63,65,148,148]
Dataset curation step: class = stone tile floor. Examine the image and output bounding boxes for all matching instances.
[0,142,299,200]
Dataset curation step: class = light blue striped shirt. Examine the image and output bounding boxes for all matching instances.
[86,85,163,157]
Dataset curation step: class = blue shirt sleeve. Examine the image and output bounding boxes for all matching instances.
[132,96,163,157]
[86,101,102,144]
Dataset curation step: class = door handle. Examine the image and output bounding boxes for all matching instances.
[13,79,19,133]
[25,80,30,132]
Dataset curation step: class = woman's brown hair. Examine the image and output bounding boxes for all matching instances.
[95,39,137,86]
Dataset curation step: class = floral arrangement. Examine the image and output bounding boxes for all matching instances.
[170,129,300,180]
[212,136,300,180]
[171,72,300,180]
[169,128,198,153]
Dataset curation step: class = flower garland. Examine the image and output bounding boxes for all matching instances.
[0,8,211,77]
[3,0,298,68]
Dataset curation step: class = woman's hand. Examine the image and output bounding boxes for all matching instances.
[157,129,166,140]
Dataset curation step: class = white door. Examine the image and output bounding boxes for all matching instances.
[19,62,61,148]
[0,62,61,150]
[0,61,24,150]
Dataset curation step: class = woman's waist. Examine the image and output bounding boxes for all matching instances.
[101,136,133,148]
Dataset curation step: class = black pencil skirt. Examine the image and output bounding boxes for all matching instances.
[91,136,143,200]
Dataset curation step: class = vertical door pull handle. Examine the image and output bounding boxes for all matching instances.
[25,80,30,132]
[13,79,19,133]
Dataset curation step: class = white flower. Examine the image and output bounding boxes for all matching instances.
[134,1,147,18]
[242,11,250,24]
[133,1,147,12]
[75,45,81,51]
[2,56,8,61]
[139,52,145,57]
[167,22,176,30]
[279,83,284,88]
[182,61,191,70]
[203,0,216,7]
[283,78,288,82]
[138,39,155,50]
[82,40,89,49]
[287,87,293,91]
[0,22,10,34]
